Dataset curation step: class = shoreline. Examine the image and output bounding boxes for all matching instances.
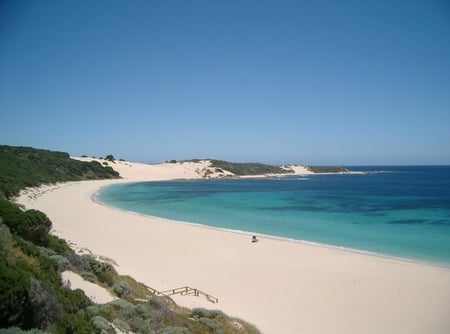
[94,184,449,270]
[94,178,450,270]
[15,160,450,334]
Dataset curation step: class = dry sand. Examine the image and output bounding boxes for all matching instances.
[61,271,116,304]
[16,159,450,334]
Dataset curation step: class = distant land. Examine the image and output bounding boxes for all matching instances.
[80,153,349,178]
[0,144,349,199]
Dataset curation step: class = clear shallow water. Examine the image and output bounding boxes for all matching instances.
[97,166,450,265]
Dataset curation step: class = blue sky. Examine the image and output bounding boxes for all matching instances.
[1,0,449,165]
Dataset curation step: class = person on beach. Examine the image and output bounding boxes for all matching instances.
[252,235,258,243]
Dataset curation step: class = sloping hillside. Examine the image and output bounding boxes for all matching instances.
[0,145,120,198]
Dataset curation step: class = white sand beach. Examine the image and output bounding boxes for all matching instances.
[16,159,450,334]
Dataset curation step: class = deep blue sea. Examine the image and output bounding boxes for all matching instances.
[97,166,450,266]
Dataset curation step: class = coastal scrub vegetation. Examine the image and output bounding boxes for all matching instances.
[0,145,120,199]
[168,159,348,177]
[209,160,349,176]
[306,166,349,173]
[104,155,115,162]
[0,145,261,333]
[209,160,292,176]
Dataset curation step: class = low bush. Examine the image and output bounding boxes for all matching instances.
[159,327,191,334]
[28,278,63,330]
[108,299,133,311]
[199,317,224,334]
[91,315,114,334]
[112,318,131,332]
[49,255,70,271]
[0,200,51,246]
[46,235,70,255]
[80,255,110,274]
[210,160,292,176]
[0,328,47,334]
[191,308,225,319]
[149,295,169,310]
[85,305,100,318]
[55,311,95,334]
[79,271,97,283]
[306,166,349,173]
[59,288,92,314]
[79,255,117,286]
[113,281,132,298]
[104,155,115,162]
[128,316,155,334]
[96,267,116,286]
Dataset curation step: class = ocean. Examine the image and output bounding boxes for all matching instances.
[97,166,450,266]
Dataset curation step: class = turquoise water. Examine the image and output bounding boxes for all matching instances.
[97,166,450,265]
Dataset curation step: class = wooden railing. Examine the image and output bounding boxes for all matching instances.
[160,286,219,303]
[144,284,218,304]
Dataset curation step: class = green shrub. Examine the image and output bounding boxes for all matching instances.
[0,267,30,328]
[55,311,95,334]
[91,316,114,334]
[79,271,97,283]
[79,255,117,286]
[199,317,224,334]
[60,288,92,314]
[128,316,155,334]
[149,295,169,310]
[112,302,156,333]
[209,160,292,176]
[108,298,133,311]
[85,305,100,318]
[96,304,114,319]
[96,268,116,286]
[104,155,115,162]
[112,281,131,298]
[28,278,63,331]
[0,223,15,257]
[0,200,51,246]
[0,328,47,334]
[133,303,149,316]
[159,327,191,334]
[49,255,70,271]
[46,235,71,255]
[112,275,152,300]
[19,210,52,245]
[79,255,109,274]
[112,318,131,332]
[0,231,61,329]
[306,166,349,173]
[191,308,225,319]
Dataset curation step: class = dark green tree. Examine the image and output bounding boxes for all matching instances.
[0,200,51,246]
[105,155,115,162]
